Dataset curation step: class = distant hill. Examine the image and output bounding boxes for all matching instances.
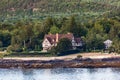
[0,0,120,22]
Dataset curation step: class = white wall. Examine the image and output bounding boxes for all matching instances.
[42,39,51,48]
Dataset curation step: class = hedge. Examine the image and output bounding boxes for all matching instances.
[4,52,53,57]
[57,49,81,56]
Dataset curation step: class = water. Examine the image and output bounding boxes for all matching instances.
[0,68,120,80]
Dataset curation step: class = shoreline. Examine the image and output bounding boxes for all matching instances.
[1,56,120,69]
[0,53,120,69]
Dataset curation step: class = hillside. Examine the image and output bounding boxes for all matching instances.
[0,0,120,54]
[0,0,120,22]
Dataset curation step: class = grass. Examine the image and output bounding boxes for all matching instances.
[4,52,57,57]
[0,53,5,58]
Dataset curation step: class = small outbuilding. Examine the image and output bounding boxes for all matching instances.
[104,39,112,49]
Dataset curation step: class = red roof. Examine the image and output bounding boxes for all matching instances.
[44,33,81,44]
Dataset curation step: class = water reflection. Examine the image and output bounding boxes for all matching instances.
[0,68,120,80]
[22,69,35,80]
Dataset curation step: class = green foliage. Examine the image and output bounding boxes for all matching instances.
[49,47,57,55]
[49,25,60,34]
[109,20,120,39]
[4,52,54,57]
[7,45,23,53]
[86,33,105,51]
[0,16,119,54]
[0,2,119,54]
[0,30,11,47]
[0,0,120,23]
[57,49,80,56]
[61,16,77,34]
[76,24,88,37]
[56,38,72,53]
[112,39,120,54]
[0,53,4,58]
[0,41,3,47]
[0,47,6,51]
[42,17,54,34]
[99,19,112,33]
[77,55,83,58]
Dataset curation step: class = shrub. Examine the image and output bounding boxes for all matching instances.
[57,49,80,56]
[4,52,53,57]
[0,53,4,58]
[7,45,14,53]
[49,47,57,55]
[56,38,72,53]
[0,47,6,51]
[7,45,23,53]
[77,55,82,58]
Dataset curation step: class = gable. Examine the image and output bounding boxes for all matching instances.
[43,38,51,44]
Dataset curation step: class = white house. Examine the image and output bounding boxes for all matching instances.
[104,39,112,49]
[42,33,83,51]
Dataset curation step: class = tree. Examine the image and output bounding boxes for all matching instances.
[85,31,105,51]
[118,31,120,39]
[99,19,112,34]
[93,21,104,34]
[109,20,120,39]
[23,23,34,43]
[0,30,11,47]
[49,25,60,34]
[56,38,72,52]
[11,29,22,45]
[0,23,14,31]
[76,24,88,37]
[42,17,53,34]
[112,39,120,54]
[0,41,3,47]
[60,16,77,35]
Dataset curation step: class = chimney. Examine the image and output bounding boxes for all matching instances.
[67,32,71,34]
[56,33,59,42]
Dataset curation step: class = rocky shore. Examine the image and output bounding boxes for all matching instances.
[1,57,120,68]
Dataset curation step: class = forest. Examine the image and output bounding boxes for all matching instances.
[0,0,120,23]
[0,16,120,54]
[0,0,120,54]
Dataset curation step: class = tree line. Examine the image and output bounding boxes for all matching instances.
[0,16,120,53]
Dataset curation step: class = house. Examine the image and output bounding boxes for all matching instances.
[104,39,112,49]
[42,33,83,51]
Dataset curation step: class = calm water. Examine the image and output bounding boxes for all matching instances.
[0,68,120,80]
